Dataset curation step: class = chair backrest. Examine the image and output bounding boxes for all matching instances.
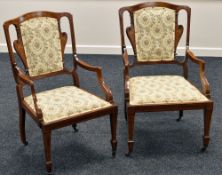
[20,17,63,76]
[4,11,77,80]
[119,2,191,64]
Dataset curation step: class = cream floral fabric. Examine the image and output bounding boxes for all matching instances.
[20,17,63,76]
[129,75,209,105]
[24,86,111,123]
[134,7,175,62]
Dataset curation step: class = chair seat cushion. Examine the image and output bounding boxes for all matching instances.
[24,86,112,123]
[129,75,209,105]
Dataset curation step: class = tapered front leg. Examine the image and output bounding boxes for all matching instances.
[110,108,118,157]
[19,107,28,145]
[202,103,213,152]
[126,110,135,156]
[124,100,128,121]
[42,129,52,173]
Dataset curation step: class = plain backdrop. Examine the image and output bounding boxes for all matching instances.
[0,0,222,56]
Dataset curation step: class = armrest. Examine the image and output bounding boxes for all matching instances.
[16,67,34,86]
[186,50,211,98]
[75,58,114,103]
[16,67,43,119]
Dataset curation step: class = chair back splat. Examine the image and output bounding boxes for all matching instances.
[119,2,191,78]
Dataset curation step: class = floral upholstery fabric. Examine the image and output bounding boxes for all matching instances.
[134,7,175,62]
[20,17,63,76]
[24,86,112,123]
[129,75,209,105]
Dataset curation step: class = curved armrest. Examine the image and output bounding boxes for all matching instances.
[16,68,43,119]
[75,58,114,103]
[17,67,33,86]
[186,50,211,98]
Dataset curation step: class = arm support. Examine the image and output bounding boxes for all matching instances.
[16,67,43,119]
[122,49,130,92]
[74,58,114,103]
[186,50,211,98]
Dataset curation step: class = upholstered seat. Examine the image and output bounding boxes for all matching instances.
[129,75,209,105]
[24,86,112,123]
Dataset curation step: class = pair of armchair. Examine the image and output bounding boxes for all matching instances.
[3,2,213,174]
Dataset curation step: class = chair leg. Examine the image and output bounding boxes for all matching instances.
[201,104,213,152]
[110,109,118,157]
[177,110,183,122]
[72,123,78,132]
[19,107,28,145]
[42,129,53,174]
[125,110,135,157]
[124,99,128,121]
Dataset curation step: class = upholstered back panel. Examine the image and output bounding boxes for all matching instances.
[20,17,63,76]
[134,7,175,62]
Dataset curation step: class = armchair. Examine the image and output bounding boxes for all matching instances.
[3,11,118,173]
[119,2,213,156]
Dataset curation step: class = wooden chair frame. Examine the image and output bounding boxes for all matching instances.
[3,11,118,173]
[119,2,213,156]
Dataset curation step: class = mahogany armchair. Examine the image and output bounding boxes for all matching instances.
[3,11,117,173]
[119,2,213,156]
